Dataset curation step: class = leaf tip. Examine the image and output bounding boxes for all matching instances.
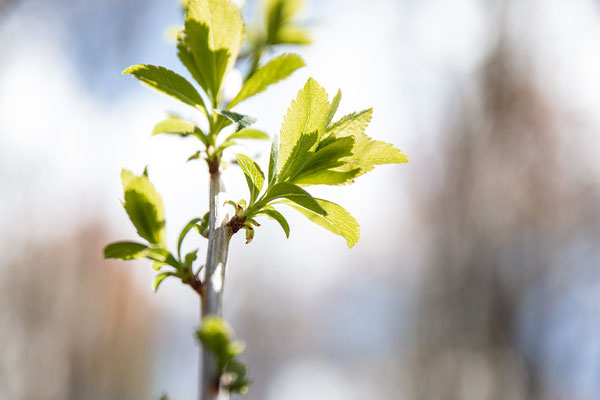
[122,64,140,75]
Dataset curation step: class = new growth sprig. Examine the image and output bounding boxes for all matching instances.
[104,0,407,398]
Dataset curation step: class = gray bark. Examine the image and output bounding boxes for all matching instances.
[200,171,231,400]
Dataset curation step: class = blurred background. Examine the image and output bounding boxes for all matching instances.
[1,0,600,399]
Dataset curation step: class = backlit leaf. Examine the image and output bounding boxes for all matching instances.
[177,217,203,259]
[236,154,265,202]
[268,135,278,186]
[261,182,325,215]
[256,207,289,238]
[196,316,246,374]
[183,0,244,103]
[278,78,329,179]
[228,53,305,109]
[123,64,206,113]
[104,241,149,260]
[144,247,181,269]
[152,116,195,136]
[325,89,341,128]
[121,170,167,246]
[153,272,176,292]
[276,25,310,44]
[265,0,307,45]
[282,198,360,247]
[290,136,355,185]
[327,109,408,176]
[226,128,269,141]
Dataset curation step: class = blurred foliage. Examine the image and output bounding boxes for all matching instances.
[197,317,250,394]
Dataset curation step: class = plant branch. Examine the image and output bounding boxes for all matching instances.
[200,165,232,400]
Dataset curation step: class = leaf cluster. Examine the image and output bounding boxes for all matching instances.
[104,170,208,292]
[106,0,409,398]
[124,0,306,167]
[230,78,408,247]
[106,0,312,291]
[196,317,250,394]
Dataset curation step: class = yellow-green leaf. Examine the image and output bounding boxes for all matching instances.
[261,182,325,215]
[228,53,305,109]
[257,207,290,238]
[153,272,176,292]
[123,64,206,113]
[327,109,408,177]
[104,241,149,260]
[121,169,167,246]
[278,78,329,179]
[226,128,269,141]
[325,89,341,128]
[265,0,308,45]
[236,154,265,202]
[183,0,244,104]
[152,116,196,136]
[283,198,360,248]
[290,136,355,185]
[276,25,311,45]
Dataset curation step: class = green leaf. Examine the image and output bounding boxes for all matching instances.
[228,53,305,109]
[187,150,203,162]
[256,207,289,238]
[324,109,369,138]
[153,114,209,145]
[276,25,311,44]
[121,170,167,246]
[283,198,360,247]
[226,128,269,141]
[268,135,279,186]
[261,182,325,215]
[291,136,357,185]
[266,0,304,25]
[223,359,250,394]
[302,136,355,171]
[196,317,250,393]
[194,212,210,238]
[278,130,318,182]
[327,109,408,177]
[177,40,209,98]
[293,169,360,186]
[216,110,256,132]
[196,317,236,369]
[152,116,195,136]
[265,0,306,45]
[235,154,265,203]
[183,0,244,103]
[325,89,341,128]
[104,241,149,260]
[103,240,180,269]
[152,260,165,271]
[177,217,203,259]
[325,109,372,139]
[153,272,176,291]
[278,78,330,179]
[345,139,409,172]
[183,249,198,270]
[123,64,206,114]
[144,247,181,269]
